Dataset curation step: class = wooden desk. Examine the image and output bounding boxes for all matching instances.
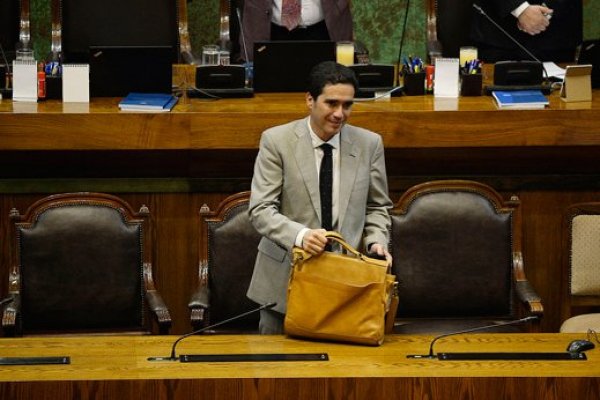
[0,91,599,151]
[1,92,600,334]
[0,334,598,399]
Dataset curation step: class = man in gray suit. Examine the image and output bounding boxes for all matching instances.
[248,61,392,334]
[239,0,353,61]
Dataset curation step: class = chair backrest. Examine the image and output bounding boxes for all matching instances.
[198,191,262,332]
[7,193,152,334]
[426,0,475,61]
[390,180,519,320]
[562,203,600,318]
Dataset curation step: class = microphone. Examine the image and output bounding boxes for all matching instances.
[407,316,539,359]
[148,302,276,362]
[236,7,250,63]
[472,4,543,64]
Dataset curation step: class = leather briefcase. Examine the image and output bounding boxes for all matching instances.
[284,232,398,346]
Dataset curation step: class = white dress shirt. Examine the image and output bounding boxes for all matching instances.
[272,0,325,27]
[294,118,341,247]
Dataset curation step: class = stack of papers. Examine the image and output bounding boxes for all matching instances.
[119,93,178,112]
[492,90,549,110]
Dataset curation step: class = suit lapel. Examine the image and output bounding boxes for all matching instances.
[293,119,321,218]
[338,127,360,230]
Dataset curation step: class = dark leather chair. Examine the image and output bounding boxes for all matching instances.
[559,202,600,333]
[1,193,171,336]
[189,191,262,332]
[390,180,543,334]
[426,0,476,62]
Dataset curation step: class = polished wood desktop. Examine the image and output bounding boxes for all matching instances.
[0,88,600,335]
[0,334,598,399]
[0,90,598,151]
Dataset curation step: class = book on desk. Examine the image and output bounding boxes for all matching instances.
[492,89,549,110]
[118,92,178,112]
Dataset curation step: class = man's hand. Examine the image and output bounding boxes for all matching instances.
[301,229,329,255]
[517,5,552,35]
[369,243,393,267]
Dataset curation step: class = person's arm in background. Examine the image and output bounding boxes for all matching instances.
[513,2,553,35]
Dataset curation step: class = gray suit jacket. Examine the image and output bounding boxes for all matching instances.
[247,118,392,313]
[240,0,353,61]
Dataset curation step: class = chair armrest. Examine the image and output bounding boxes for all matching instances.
[142,262,171,334]
[512,252,544,315]
[1,294,20,336]
[146,290,172,335]
[188,285,210,330]
[188,285,209,308]
[515,280,544,314]
[188,261,210,329]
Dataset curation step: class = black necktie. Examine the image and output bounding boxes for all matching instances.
[319,143,333,231]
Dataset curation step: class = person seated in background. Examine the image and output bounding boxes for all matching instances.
[239,0,353,61]
[471,0,582,62]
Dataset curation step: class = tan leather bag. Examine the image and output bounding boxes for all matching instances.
[284,232,398,346]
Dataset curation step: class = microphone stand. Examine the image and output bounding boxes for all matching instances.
[148,302,329,363]
[407,316,587,360]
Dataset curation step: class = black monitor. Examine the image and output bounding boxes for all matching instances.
[577,40,600,88]
[89,46,173,97]
[252,40,336,92]
[0,0,19,63]
[60,0,179,63]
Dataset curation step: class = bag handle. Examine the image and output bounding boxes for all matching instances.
[292,231,388,268]
[324,231,362,257]
[324,231,389,269]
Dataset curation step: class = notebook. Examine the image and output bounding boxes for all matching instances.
[62,64,90,102]
[12,60,37,102]
[434,58,460,98]
[577,40,599,88]
[253,40,336,92]
[89,46,174,97]
[492,90,549,110]
[119,92,178,112]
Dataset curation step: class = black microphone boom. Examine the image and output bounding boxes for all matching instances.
[148,302,276,362]
[407,316,539,359]
[407,315,588,361]
[236,7,249,63]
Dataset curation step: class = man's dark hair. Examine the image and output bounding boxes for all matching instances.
[307,61,358,99]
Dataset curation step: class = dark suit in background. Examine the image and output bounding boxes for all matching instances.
[239,0,353,61]
[471,0,583,62]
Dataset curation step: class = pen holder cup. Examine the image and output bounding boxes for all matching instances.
[460,73,482,97]
[403,72,425,96]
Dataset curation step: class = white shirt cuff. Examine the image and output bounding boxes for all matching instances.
[295,228,310,248]
[512,2,531,18]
